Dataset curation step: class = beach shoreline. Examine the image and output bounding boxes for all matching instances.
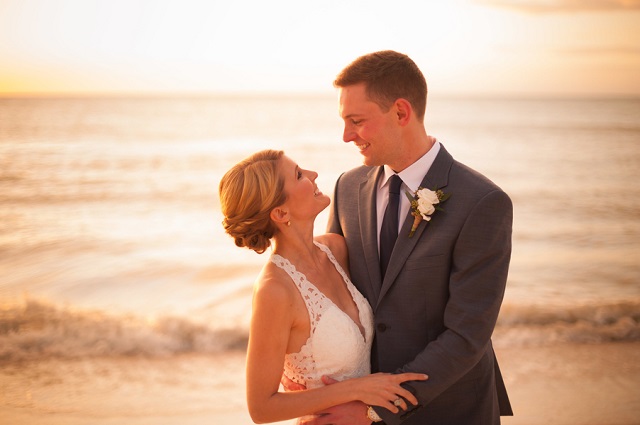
[1,342,638,425]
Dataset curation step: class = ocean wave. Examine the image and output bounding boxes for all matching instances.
[494,300,640,346]
[0,299,248,362]
[1,298,639,361]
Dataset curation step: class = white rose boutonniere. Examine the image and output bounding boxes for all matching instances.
[405,187,451,237]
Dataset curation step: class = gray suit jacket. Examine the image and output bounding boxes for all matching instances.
[327,145,513,425]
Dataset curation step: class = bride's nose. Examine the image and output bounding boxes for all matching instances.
[302,168,318,181]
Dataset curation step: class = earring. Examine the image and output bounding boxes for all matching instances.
[287,220,291,227]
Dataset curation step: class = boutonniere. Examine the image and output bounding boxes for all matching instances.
[405,187,451,237]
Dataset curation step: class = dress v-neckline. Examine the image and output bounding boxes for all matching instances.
[272,242,367,341]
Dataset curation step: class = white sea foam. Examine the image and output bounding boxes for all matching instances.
[0,299,248,361]
[2,297,639,361]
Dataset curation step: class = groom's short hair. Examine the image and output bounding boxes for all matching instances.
[334,50,428,122]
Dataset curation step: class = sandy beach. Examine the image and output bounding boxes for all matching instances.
[498,342,640,425]
[2,342,638,425]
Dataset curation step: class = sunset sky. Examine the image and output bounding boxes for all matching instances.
[0,0,639,97]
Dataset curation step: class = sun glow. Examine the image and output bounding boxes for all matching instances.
[0,0,638,96]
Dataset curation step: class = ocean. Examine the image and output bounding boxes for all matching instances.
[0,95,640,361]
[2,95,640,424]
[1,95,639,362]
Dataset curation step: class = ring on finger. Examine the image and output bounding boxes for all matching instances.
[393,398,403,407]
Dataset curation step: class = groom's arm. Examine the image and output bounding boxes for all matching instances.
[377,188,513,424]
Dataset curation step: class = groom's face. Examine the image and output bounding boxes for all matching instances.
[339,83,400,167]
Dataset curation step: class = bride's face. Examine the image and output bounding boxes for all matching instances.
[278,155,330,222]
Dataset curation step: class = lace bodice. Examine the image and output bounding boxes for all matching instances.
[270,241,374,389]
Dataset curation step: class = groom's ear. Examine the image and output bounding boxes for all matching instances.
[394,98,413,126]
[270,206,289,226]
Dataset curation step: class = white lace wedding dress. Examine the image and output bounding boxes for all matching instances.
[270,241,374,390]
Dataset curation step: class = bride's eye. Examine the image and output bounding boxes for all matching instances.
[297,170,303,179]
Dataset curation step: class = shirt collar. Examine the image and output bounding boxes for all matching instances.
[380,139,441,192]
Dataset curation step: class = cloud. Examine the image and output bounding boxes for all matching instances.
[475,0,640,13]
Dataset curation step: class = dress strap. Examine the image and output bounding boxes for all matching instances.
[313,241,363,305]
[270,254,327,335]
[313,241,350,284]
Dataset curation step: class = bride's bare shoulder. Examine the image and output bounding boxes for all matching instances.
[253,261,297,306]
[314,233,349,271]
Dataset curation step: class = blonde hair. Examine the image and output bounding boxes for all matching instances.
[219,150,286,254]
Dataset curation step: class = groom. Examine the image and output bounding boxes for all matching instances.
[318,51,514,424]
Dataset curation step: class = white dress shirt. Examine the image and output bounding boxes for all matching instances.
[376,140,441,249]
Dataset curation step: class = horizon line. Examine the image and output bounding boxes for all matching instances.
[1,90,639,101]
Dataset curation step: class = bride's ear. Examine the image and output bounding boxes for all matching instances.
[270,206,290,226]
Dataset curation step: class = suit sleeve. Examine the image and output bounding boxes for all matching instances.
[326,173,345,235]
[379,189,513,424]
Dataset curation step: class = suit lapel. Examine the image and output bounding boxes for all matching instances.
[359,167,385,302]
[376,145,454,306]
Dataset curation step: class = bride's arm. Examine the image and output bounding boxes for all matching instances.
[247,271,356,423]
[246,270,426,424]
[246,271,300,423]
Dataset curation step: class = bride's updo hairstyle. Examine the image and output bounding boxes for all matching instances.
[219,149,287,254]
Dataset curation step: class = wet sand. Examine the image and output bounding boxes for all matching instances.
[498,342,640,425]
[1,342,638,425]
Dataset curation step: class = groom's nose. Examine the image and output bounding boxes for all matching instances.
[343,126,356,143]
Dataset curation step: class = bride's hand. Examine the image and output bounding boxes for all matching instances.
[281,374,307,392]
[331,372,428,413]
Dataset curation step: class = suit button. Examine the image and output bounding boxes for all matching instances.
[376,323,387,332]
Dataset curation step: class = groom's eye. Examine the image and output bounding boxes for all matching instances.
[297,171,303,179]
[352,119,362,125]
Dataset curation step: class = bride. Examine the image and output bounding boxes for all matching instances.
[219,150,427,423]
